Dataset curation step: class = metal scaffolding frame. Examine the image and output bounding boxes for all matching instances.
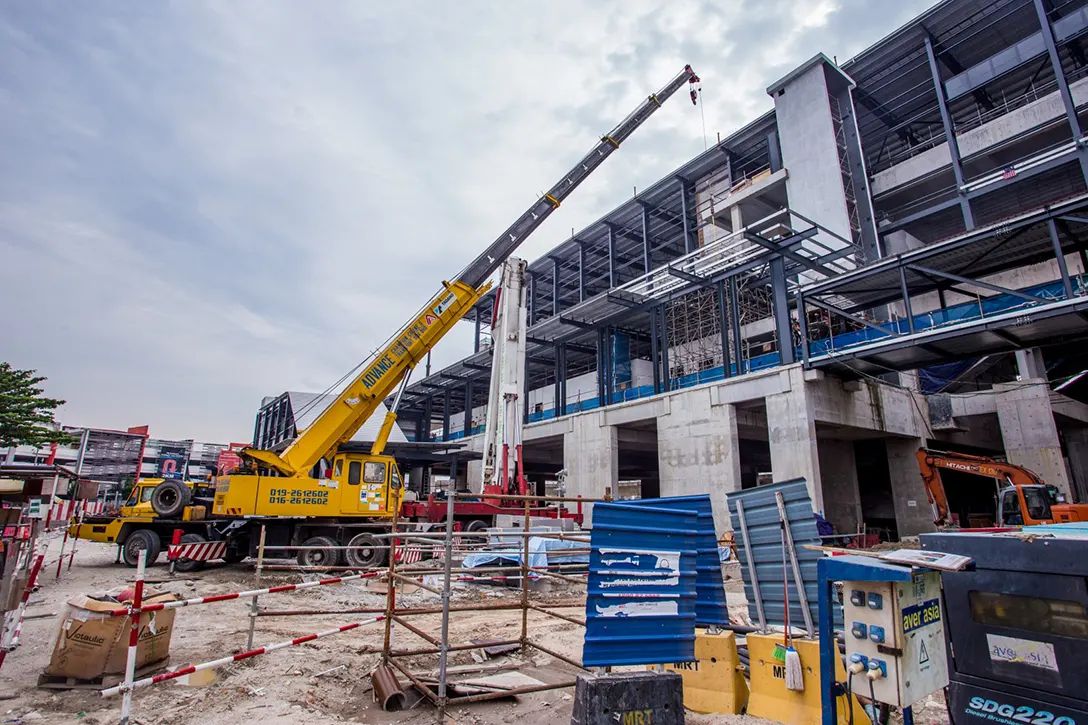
[380,491,606,721]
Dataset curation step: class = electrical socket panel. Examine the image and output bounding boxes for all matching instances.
[842,571,948,707]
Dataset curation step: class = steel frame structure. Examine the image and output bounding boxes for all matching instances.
[391,0,1088,449]
[799,192,1088,377]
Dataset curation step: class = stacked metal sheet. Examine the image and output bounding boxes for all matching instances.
[582,502,698,667]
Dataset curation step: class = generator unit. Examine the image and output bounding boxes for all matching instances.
[921,532,1088,724]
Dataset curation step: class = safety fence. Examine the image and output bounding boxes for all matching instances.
[100,549,387,725]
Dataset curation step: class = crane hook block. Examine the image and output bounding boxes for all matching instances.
[685,64,701,105]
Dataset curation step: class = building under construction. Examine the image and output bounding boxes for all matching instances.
[391,0,1088,537]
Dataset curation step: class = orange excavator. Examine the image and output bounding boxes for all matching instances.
[915,447,1088,528]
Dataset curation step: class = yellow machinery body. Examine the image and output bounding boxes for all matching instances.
[212,453,402,519]
[661,629,749,714]
[746,632,868,725]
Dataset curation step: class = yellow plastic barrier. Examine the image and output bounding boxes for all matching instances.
[661,629,749,714]
[746,632,868,725]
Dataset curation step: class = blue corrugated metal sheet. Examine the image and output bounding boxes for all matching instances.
[727,479,833,631]
[583,502,698,667]
[624,495,729,626]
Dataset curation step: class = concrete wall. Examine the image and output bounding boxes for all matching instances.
[773,59,853,260]
[766,367,823,509]
[656,387,743,534]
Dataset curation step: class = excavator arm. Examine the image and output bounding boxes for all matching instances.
[915,447,1046,525]
[244,65,702,477]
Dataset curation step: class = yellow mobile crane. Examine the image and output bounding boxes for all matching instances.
[77,65,702,568]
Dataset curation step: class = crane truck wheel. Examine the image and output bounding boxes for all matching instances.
[344,533,386,568]
[151,480,191,518]
[172,533,207,573]
[464,519,489,533]
[122,529,162,567]
[297,536,342,567]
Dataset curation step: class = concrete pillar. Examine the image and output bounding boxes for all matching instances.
[563,414,618,525]
[995,380,1071,496]
[730,204,743,232]
[885,437,936,537]
[657,388,743,534]
[464,434,485,494]
[1015,348,1046,380]
[817,439,861,534]
[1064,427,1088,504]
[766,376,822,510]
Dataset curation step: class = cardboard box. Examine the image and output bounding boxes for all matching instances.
[45,589,179,681]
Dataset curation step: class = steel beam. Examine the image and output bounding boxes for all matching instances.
[606,293,640,308]
[559,315,595,330]
[906,263,1050,304]
[924,33,974,230]
[1033,0,1088,184]
[744,229,833,277]
[463,362,490,372]
[1049,218,1075,298]
[665,265,704,284]
[807,296,899,338]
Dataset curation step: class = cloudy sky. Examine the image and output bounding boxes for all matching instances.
[1,1,934,442]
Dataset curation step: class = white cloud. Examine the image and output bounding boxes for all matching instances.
[0,0,934,441]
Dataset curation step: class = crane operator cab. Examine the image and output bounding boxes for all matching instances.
[213,451,403,519]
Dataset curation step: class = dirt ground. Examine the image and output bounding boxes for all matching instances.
[0,533,948,725]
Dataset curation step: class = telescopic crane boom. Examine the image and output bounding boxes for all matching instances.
[244,65,701,477]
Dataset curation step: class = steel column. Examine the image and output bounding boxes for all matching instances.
[1049,218,1075,298]
[1034,0,1088,183]
[659,307,671,392]
[678,178,694,254]
[641,204,652,274]
[924,34,975,230]
[463,380,474,437]
[767,131,782,173]
[473,311,481,353]
[607,226,618,288]
[559,344,568,415]
[528,272,536,326]
[771,256,795,365]
[717,280,731,377]
[553,346,562,418]
[729,277,743,375]
[898,267,916,334]
[552,257,561,317]
[423,395,433,442]
[650,307,662,394]
[797,291,810,366]
[442,389,451,442]
[578,243,587,302]
[596,329,606,403]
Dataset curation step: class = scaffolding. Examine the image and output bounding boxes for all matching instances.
[379,491,606,720]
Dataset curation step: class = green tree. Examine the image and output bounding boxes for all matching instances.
[0,362,73,448]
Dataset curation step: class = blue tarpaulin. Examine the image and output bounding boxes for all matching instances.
[461,536,588,574]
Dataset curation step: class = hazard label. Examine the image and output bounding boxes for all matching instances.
[919,641,929,665]
[424,314,437,326]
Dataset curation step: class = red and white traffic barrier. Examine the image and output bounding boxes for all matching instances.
[0,554,45,670]
[100,616,384,698]
[103,571,380,618]
[166,541,227,562]
[46,499,104,527]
